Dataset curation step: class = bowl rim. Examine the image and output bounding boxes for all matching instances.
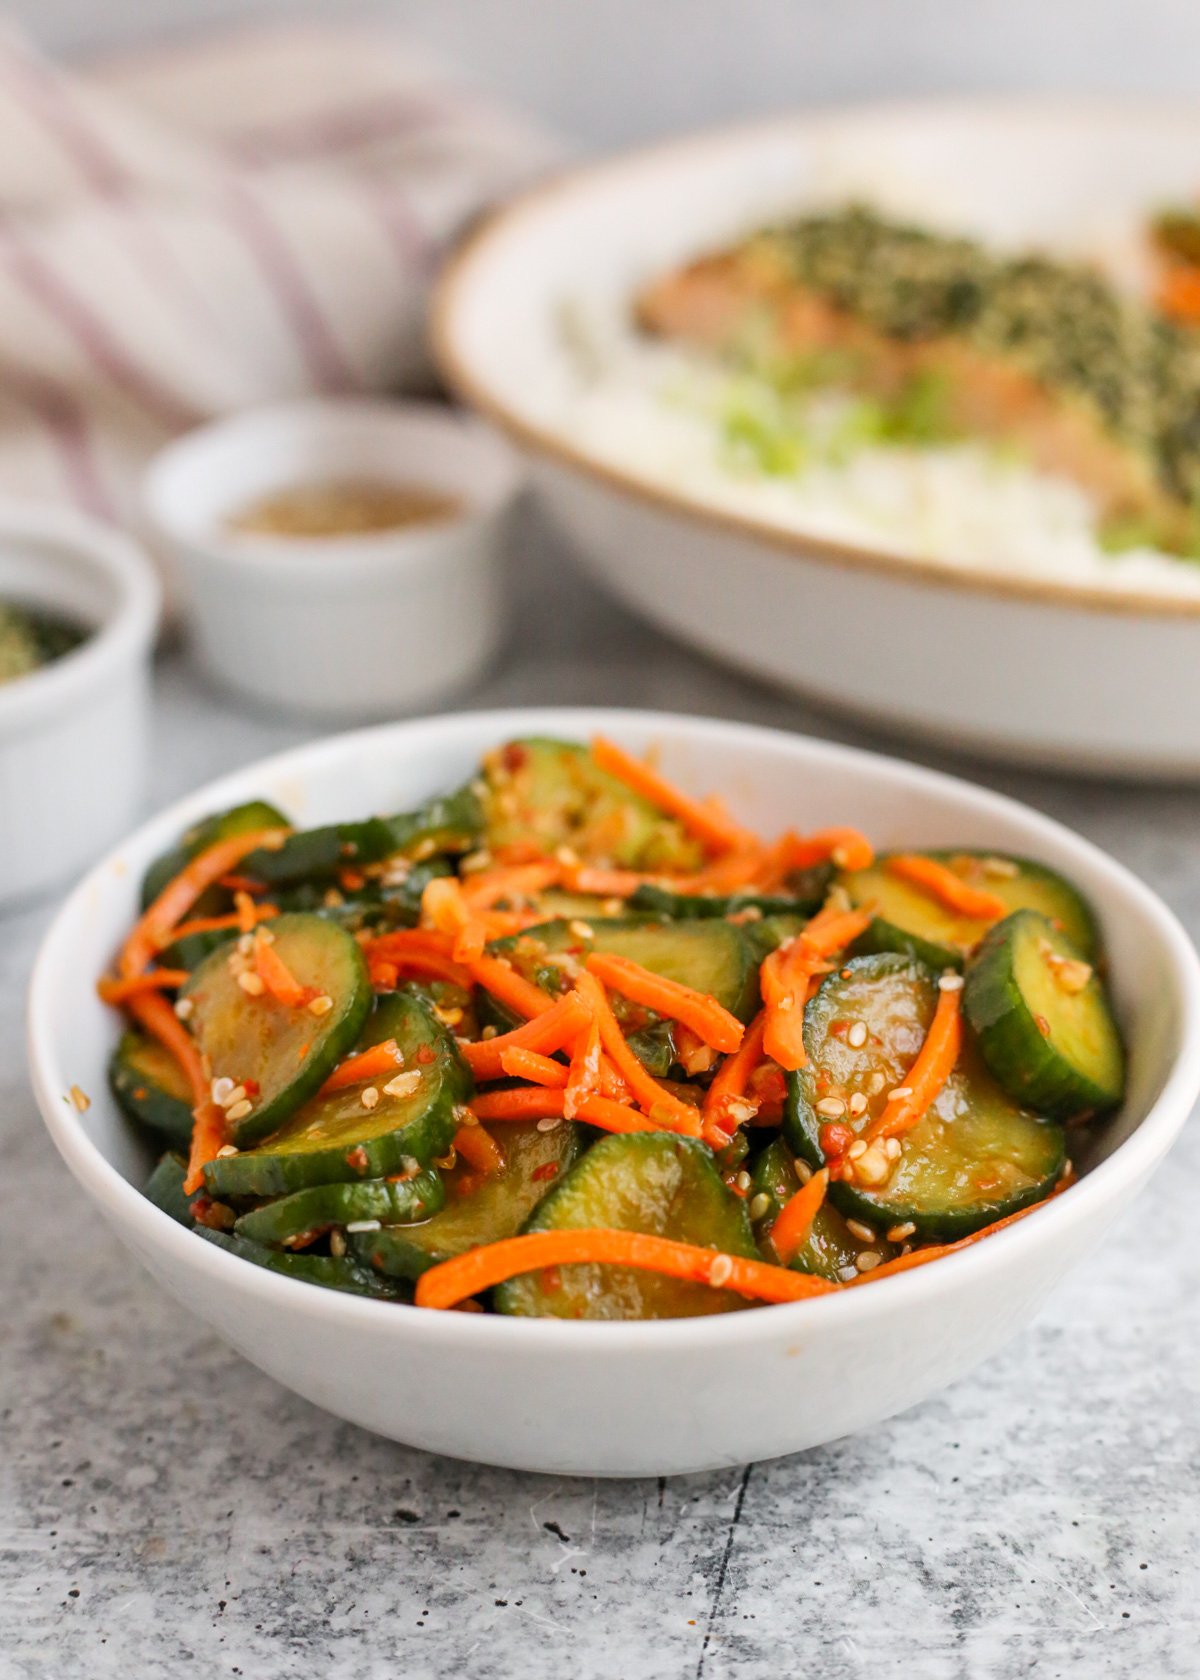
[0,496,160,735]
[26,704,1200,1352]
[433,92,1200,623]
[141,395,523,574]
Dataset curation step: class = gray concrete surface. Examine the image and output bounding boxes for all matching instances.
[3,509,1200,1677]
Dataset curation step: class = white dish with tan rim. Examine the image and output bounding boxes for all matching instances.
[436,99,1200,777]
[26,708,1200,1476]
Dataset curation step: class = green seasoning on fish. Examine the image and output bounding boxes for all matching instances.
[636,203,1200,556]
[0,602,85,686]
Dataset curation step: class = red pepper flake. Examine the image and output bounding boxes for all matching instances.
[242,1079,260,1096]
[133,1087,147,1102]
[828,1021,848,1038]
[1035,1014,1051,1038]
[340,868,366,892]
[345,1145,370,1172]
[820,1122,854,1158]
[503,742,529,772]
[541,1265,561,1294]
[531,1162,559,1183]
[416,1044,435,1065]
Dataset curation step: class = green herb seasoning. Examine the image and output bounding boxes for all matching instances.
[0,602,86,687]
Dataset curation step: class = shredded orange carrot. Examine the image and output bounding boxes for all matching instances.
[860,980,962,1147]
[573,971,702,1135]
[465,953,560,1022]
[120,826,290,979]
[185,1100,228,1195]
[470,1086,661,1133]
[421,875,492,964]
[591,735,753,854]
[127,989,207,1106]
[564,1013,603,1117]
[415,1228,838,1309]
[886,854,1008,921]
[157,903,279,947]
[585,950,745,1053]
[753,826,874,890]
[461,991,592,1080]
[253,930,313,1009]
[770,1168,829,1264]
[559,864,647,897]
[374,950,475,990]
[453,1120,506,1175]
[669,845,767,896]
[598,1051,633,1103]
[702,1009,767,1144]
[462,860,561,910]
[97,968,190,1003]
[363,929,474,991]
[499,1046,569,1087]
[319,1040,403,1094]
[234,890,259,934]
[761,907,874,1071]
[1158,264,1200,325]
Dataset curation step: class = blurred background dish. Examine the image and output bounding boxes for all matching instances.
[0,500,158,906]
[142,398,521,720]
[436,99,1200,776]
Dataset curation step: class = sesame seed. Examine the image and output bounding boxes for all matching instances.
[401,1156,421,1175]
[555,845,581,867]
[361,1087,380,1110]
[856,1251,882,1272]
[815,1097,846,1118]
[568,920,594,941]
[433,1004,464,1027]
[887,1222,917,1241]
[831,846,850,868]
[846,1219,875,1242]
[847,1140,867,1160]
[225,1099,253,1122]
[481,1025,498,1040]
[330,1230,347,1257]
[885,1138,902,1160]
[324,888,345,908]
[237,934,254,955]
[211,1077,235,1105]
[535,1116,562,1132]
[383,1072,421,1099]
[748,1193,771,1221]
[68,1086,90,1113]
[854,1146,892,1185]
[726,1097,759,1123]
[848,1092,868,1117]
[257,927,275,945]
[847,1021,867,1048]
[795,1160,814,1185]
[307,994,334,1017]
[709,1254,734,1287]
[866,1072,886,1094]
[237,970,265,996]
[837,1265,858,1282]
[174,997,194,1020]
[776,994,793,1011]
[602,898,624,916]
[888,1086,912,1101]
[734,1170,752,1192]
[346,1220,381,1234]
[938,973,964,993]
[216,1144,239,1158]
[982,856,1020,879]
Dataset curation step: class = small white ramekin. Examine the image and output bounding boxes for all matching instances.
[142,399,522,721]
[0,499,160,909]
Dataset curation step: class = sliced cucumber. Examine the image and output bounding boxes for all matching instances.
[238,817,398,889]
[182,912,372,1148]
[480,738,703,872]
[144,1151,201,1225]
[748,1138,897,1281]
[494,1132,758,1320]
[195,1227,408,1298]
[629,874,830,922]
[234,1168,444,1247]
[841,851,1099,969]
[490,917,759,1022]
[384,784,483,859]
[202,990,467,1197]
[964,909,1125,1118]
[785,952,1065,1240]
[110,1031,195,1149]
[140,799,289,911]
[352,1119,585,1280]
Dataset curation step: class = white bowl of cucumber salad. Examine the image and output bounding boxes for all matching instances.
[25,709,1200,1476]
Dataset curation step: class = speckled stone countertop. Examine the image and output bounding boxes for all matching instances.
[4,511,1200,1679]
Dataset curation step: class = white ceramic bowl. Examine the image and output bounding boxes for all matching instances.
[143,399,521,721]
[26,708,1200,1476]
[436,98,1200,777]
[0,499,159,908]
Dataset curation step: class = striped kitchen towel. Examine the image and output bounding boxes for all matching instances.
[0,23,557,524]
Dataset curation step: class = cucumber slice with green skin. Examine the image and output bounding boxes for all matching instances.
[628,871,831,923]
[747,1138,897,1280]
[275,859,452,930]
[203,990,467,1198]
[140,799,289,911]
[841,851,1099,970]
[625,1018,676,1077]
[234,1167,444,1247]
[964,910,1125,1118]
[110,1032,195,1149]
[480,738,703,873]
[384,784,483,859]
[352,1119,585,1280]
[182,913,372,1148]
[144,1152,201,1225]
[237,787,483,890]
[490,917,760,1022]
[494,1132,759,1320]
[784,952,1066,1241]
[195,1226,409,1299]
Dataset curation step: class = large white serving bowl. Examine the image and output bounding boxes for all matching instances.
[26,709,1200,1476]
[436,99,1200,777]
